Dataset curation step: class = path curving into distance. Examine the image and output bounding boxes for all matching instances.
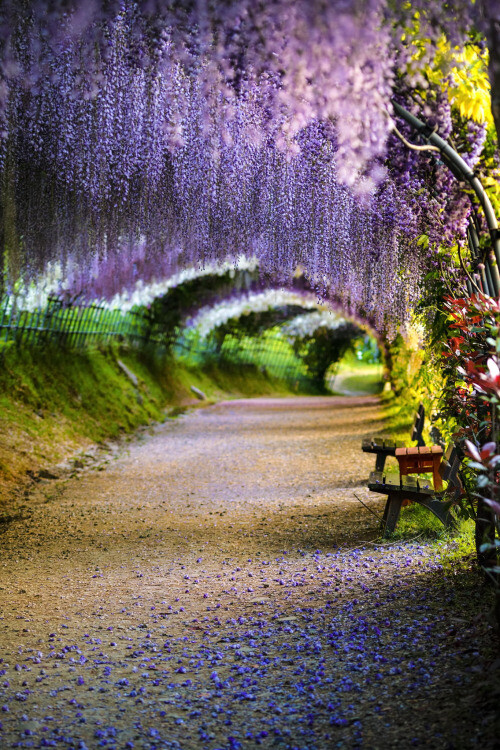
[0,396,494,749]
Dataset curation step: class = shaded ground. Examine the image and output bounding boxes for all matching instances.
[0,396,497,749]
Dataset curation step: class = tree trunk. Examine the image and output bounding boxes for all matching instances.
[482,1,500,147]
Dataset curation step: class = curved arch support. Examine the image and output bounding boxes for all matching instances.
[392,101,500,297]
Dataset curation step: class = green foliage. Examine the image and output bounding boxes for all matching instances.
[215,306,313,340]
[385,330,440,415]
[291,326,356,389]
[147,268,260,345]
[0,344,168,440]
[0,296,151,350]
[352,335,381,364]
[207,329,321,393]
[176,312,359,393]
[376,326,454,481]
[437,294,500,447]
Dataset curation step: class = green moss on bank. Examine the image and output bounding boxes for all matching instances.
[0,344,299,498]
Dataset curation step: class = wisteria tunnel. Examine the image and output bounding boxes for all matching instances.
[1,2,500,750]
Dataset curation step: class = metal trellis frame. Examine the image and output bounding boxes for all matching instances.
[393,101,500,297]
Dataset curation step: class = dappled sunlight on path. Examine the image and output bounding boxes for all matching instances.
[0,397,495,749]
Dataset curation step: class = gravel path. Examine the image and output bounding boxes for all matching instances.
[0,396,496,749]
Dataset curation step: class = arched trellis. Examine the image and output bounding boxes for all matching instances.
[178,289,368,391]
[183,283,384,346]
[180,282,382,351]
[394,102,500,297]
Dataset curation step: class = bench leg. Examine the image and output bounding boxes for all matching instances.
[375,453,386,472]
[416,497,457,530]
[381,493,402,536]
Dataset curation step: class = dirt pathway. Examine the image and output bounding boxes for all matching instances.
[0,396,496,749]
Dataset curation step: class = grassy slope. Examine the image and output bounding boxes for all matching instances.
[0,343,298,501]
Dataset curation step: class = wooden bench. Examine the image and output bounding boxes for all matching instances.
[367,444,461,536]
[362,403,425,472]
[395,445,443,490]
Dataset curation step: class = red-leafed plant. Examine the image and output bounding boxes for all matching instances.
[440,294,500,599]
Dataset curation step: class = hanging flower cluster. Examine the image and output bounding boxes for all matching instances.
[282,311,359,339]
[189,290,326,340]
[11,256,259,312]
[0,0,489,334]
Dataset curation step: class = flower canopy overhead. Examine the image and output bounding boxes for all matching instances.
[0,1,496,332]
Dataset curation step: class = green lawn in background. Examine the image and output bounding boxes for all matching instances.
[327,351,384,396]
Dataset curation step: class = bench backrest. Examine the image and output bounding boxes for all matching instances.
[439,443,462,490]
[410,403,425,447]
[429,426,445,449]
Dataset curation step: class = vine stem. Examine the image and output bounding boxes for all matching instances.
[390,124,441,153]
